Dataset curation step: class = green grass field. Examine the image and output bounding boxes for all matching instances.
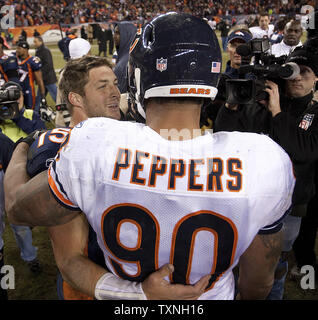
[3,32,318,300]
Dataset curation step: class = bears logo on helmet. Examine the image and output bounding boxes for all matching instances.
[127,12,222,121]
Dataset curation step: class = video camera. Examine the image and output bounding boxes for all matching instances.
[0,82,21,120]
[225,38,300,104]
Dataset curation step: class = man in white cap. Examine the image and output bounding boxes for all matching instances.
[69,38,91,60]
[54,38,91,127]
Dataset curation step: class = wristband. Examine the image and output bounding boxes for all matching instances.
[95,272,147,300]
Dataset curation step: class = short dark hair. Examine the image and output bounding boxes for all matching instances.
[59,56,113,113]
[35,36,43,43]
[259,11,269,18]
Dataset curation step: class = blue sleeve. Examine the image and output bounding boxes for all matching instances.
[30,56,42,71]
[12,109,46,134]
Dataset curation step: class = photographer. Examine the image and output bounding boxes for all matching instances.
[202,29,253,128]
[0,82,46,142]
[0,82,46,276]
[214,44,318,299]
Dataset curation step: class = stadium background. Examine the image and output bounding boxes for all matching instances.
[2,23,318,299]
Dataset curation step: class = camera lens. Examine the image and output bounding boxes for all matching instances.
[0,105,12,119]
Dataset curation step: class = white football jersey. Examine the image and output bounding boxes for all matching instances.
[271,40,302,57]
[48,118,295,300]
[249,25,274,39]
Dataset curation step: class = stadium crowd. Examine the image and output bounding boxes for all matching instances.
[0,0,315,26]
[0,2,317,302]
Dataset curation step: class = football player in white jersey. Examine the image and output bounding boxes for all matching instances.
[271,20,303,57]
[17,55,209,300]
[5,13,295,300]
[249,12,274,39]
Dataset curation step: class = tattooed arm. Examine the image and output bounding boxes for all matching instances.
[236,230,283,300]
[4,142,78,226]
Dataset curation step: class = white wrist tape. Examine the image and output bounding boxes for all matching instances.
[95,272,147,300]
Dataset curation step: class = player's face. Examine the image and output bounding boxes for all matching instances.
[16,46,23,57]
[16,46,26,58]
[82,66,121,120]
[227,39,246,68]
[259,16,270,30]
[283,23,302,46]
[286,65,318,98]
[33,38,41,48]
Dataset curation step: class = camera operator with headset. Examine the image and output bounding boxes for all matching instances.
[0,81,46,142]
[201,28,254,129]
[214,40,318,299]
[291,10,318,281]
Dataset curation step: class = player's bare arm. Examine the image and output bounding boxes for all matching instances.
[49,213,210,300]
[48,214,107,297]
[4,142,78,226]
[237,230,283,299]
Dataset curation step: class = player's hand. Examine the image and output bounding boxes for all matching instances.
[264,80,281,117]
[13,129,46,150]
[142,264,211,300]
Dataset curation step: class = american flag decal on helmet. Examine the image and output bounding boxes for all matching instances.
[211,61,221,73]
[156,58,167,72]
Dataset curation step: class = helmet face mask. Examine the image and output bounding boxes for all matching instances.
[128,12,222,120]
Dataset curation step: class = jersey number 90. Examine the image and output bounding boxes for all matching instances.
[101,203,238,291]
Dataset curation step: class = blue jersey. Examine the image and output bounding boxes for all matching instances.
[27,128,106,299]
[18,55,42,109]
[0,53,20,84]
[27,128,70,177]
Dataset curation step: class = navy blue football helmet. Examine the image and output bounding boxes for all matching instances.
[127,12,222,120]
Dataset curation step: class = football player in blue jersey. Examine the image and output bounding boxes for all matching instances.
[27,127,107,300]
[0,37,20,84]
[26,56,121,300]
[16,41,46,111]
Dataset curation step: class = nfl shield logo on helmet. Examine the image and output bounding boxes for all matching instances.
[156,58,167,72]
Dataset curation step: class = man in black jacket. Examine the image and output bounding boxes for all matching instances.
[33,36,58,109]
[218,19,231,51]
[97,25,108,57]
[214,44,318,299]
